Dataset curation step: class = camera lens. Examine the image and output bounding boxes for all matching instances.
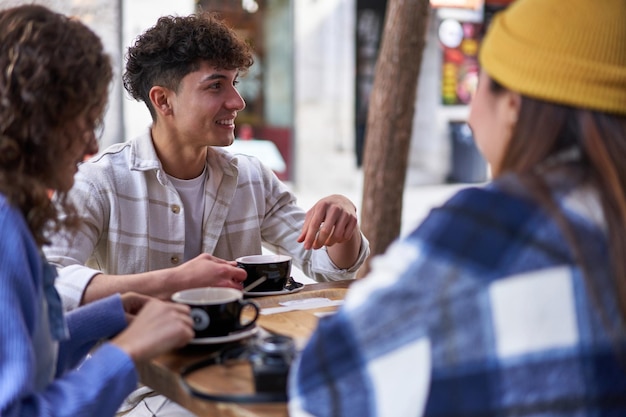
[256,335,295,355]
[251,335,295,396]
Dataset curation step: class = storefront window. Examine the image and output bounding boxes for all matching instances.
[196,0,294,180]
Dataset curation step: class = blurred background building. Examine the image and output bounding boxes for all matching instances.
[0,0,513,194]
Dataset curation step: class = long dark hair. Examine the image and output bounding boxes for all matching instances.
[492,77,626,324]
[0,5,112,246]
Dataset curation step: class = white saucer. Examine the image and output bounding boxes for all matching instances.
[189,325,259,345]
[244,281,304,297]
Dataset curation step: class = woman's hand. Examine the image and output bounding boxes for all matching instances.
[120,291,152,323]
[111,298,194,363]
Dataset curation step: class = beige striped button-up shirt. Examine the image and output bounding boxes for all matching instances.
[45,131,369,310]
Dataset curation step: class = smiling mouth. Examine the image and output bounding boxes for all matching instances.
[216,119,235,126]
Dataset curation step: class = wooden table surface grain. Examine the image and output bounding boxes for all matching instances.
[137,280,353,417]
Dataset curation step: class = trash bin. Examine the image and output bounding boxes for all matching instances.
[447,121,488,183]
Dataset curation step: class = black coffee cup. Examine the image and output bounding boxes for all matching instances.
[236,254,292,292]
[171,287,260,338]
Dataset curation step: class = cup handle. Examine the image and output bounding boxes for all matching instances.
[237,300,260,330]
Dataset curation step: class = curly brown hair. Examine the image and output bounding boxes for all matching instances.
[123,12,254,121]
[0,5,112,246]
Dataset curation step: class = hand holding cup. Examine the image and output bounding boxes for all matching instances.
[112,298,194,362]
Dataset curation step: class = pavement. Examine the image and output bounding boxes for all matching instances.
[288,148,469,238]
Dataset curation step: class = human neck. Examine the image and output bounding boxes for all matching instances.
[151,125,207,180]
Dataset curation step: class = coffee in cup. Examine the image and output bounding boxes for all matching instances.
[236,254,292,293]
[171,287,260,338]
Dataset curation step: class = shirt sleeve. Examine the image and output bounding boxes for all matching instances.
[52,264,102,312]
[5,343,137,417]
[44,175,106,311]
[56,294,128,372]
[0,201,137,417]
[308,235,370,280]
[255,160,370,282]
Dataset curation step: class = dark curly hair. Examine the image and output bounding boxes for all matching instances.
[123,12,254,121]
[0,5,112,246]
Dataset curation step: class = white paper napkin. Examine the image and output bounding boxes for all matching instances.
[260,297,344,315]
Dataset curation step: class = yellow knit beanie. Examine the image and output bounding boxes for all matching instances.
[480,0,626,116]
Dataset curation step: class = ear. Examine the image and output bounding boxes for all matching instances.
[149,86,173,117]
[502,90,521,127]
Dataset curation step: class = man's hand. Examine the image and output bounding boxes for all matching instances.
[83,254,248,305]
[297,194,358,250]
[172,253,248,291]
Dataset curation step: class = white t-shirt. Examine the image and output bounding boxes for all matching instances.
[167,168,207,262]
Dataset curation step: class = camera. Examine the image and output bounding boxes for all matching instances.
[180,333,297,403]
[249,334,296,395]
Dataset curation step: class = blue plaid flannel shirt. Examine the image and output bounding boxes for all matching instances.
[289,179,626,417]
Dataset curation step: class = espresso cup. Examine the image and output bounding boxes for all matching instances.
[236,254,292,292]
[171,287,260,338]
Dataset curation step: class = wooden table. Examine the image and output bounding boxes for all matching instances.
[136,281,352,417]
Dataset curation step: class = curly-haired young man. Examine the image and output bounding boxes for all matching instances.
[45,12,369,416]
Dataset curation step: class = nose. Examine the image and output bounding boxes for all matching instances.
[227,87,246,112]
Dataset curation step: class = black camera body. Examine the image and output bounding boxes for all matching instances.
[250,334,296,395]
[181,333,297,403]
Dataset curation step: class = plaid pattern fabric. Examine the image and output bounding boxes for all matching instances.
[289,181,626,417]
[45,131,368,310]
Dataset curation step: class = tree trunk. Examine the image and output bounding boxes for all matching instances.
[358,0,430,277]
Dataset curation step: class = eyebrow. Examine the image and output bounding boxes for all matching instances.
[199,73,227,84]
[198,72,239,85]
